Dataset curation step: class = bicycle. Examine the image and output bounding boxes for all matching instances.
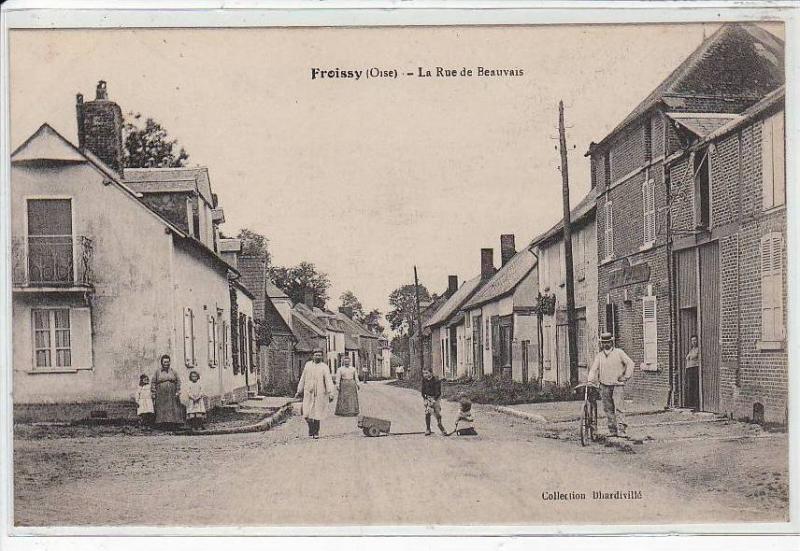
[575,382,600,446]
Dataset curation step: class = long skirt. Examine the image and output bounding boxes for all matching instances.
[335,379,360,416]
[153,380,184,426]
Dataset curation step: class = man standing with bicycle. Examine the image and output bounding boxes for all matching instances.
[587,332,635,438]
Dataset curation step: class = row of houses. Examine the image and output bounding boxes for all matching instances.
[411,23,787,423]
[11,80,390,420]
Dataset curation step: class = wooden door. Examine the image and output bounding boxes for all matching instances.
[699,242,721,412]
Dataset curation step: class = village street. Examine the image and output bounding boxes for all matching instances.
[14,381,786,528]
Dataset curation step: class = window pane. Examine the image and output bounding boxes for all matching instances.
[54,309,70,329]
[27,199,72,236]
[56,349,72,367]
[33,310,50,330]
[56,329,71,348]
[36,349,51,367]
[35,330,50,349]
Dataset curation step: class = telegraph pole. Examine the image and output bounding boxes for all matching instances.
[559,100,579,388]
[413,265,425,375]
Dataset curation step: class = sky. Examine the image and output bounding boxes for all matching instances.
[9,23,783,329]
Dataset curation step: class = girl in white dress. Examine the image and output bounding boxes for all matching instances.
[185,370,207,430]
[136,374,155,427]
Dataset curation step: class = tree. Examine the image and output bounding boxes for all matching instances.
[339,290,365,320]
[391,333,410,369]
[237,228,271,265]
[123,112,189,168]
[386,283,431,335]
[268,262,331,308]
[363,308,385,334]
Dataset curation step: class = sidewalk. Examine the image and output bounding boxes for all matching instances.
[496,398,665,424]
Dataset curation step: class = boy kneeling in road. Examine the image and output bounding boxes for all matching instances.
[421,368,447,436]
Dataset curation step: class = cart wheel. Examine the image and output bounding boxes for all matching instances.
[362,427,371,436]
[367,426,381,437]
[580,403,590,446]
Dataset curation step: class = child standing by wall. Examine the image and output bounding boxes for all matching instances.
[421,367,447,436]
[136,374,155,427]
[185,370,207,430]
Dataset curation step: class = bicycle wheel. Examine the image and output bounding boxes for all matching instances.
[580,403,590,446]
[589,401,598,441]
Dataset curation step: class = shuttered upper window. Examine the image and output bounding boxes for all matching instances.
[642,295,658,370]
[762,110,785,210]
[183,307,196,367]
[642,176,656,246]
[207,315,217,367]
[761,232,784,342]
[603,201,614,260]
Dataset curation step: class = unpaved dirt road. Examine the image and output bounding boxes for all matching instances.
[13,381,785,527]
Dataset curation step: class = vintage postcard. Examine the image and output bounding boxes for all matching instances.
[0,1,797,542]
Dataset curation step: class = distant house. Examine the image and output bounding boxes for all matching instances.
[586,23,784,409]
[336,310,382,376]
[10,82,253,417]
[408,293,449,377]
[379,337,392,378]
[259,282,298,395]
[530,189,598,388]
[461,239,539,381]
[289,303,328,382]
[292,293,346,371]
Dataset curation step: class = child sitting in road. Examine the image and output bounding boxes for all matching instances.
[185,370,207,430]
[451,397,477,436]
[421,368,447,436]
[136,374,155,427]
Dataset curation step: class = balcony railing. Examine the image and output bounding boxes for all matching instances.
[12,235,94,288]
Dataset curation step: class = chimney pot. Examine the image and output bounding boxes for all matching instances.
[76,80,124,174]
[447,275,458,297]
[501,234,516,266]
[481,248,495,280]
[304,289,315,308]
[96,80,108,100]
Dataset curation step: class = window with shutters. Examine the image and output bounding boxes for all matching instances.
[32,308,71,368]
[221,320,229,368]
[603,201,614,260]
[642,295,658,370]
[207,315,217,367]
[183,307,196,367]
[642,176,656,247]
[760,233,785,346]
[248,318,257,371]
[762,110,786,210]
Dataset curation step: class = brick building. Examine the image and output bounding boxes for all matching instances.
[667,87,786,422]
[586,23,784,408]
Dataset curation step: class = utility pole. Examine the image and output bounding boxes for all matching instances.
[559,100,579,388]
[413,265,425,375]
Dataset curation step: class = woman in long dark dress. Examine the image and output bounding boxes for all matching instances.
[151,354,184,428]
[334,355,360,416]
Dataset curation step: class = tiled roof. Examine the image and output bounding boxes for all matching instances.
[665,113,739,138]
[266,281,289,299]
[588,23,784,152]
[530,187,598,247]
[425,275,484,328]
[291,308,326,338]
[264,294,295,338]
[124,167,214,205]
[699,85,785,145]
[462,250,537,310]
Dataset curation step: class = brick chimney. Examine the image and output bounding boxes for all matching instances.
[76,80,124,175]
[481,248,495,280]
[304,289,315,309]
[447,275,459,297]
[339,306,354,318]
[501,234,516,266]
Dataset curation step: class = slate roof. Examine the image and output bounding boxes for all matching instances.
[665,113,739,138]
[124,167,214,205]
[425,274,485,328]
[587,23,784,153]
[291,308,326,338]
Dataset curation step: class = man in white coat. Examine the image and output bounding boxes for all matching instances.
[587,332,635,438]
[295,349,335,438]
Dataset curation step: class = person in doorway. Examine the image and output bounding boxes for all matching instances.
[587,333,635,438]
[334,355,360,416]
[421,367,447,436]
[685,335,700,410]
[361,363,369,384]
[151,354,184,429]
[295,349,335,438]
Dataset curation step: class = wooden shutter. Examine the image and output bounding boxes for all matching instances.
[761,233,784,341]
[642,295,657,370]
[643,179,655,244]
[183,307,194,367]
[773,112,785,207]
[249,318,257,371]
[70,307,93,369]
[605,202,614,258]
[221,320,229,368]
[762,116,774,209]
[207,315,217,367]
